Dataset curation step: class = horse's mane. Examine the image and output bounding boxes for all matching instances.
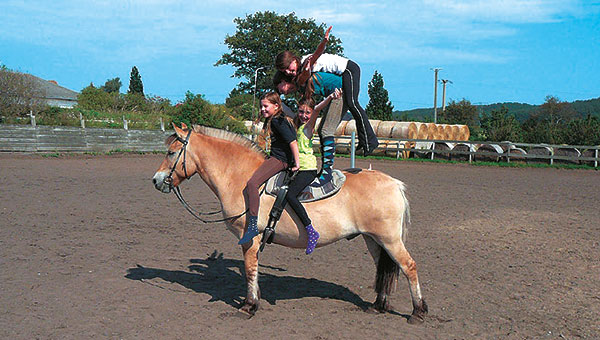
[165,125,266,158]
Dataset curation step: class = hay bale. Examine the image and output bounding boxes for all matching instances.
[433,141,454,160]
[377,121,396,138]
[455,125,470,141]
[581,148,600,166]
[371,139,390,156]
[450,125,460,141]
[336,120,349,136]
[475,143,503,162]
[335,135,351,154]
[414,122,429,140]
[368,120,382,136]
[391,122,417,139]
[414,141,434,158]
[553,146,581,164]
[443,125,453,140]
[452,143,475,161]
[528,145,552,164]
[508,147,527,163]
[384,139,405,158]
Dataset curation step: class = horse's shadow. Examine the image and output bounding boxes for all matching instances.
[125,250,372,311]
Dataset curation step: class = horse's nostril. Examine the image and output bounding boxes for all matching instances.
[152,178,157,185]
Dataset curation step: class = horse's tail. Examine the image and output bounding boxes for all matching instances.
[372,179,410,305]
[396,179,410,244]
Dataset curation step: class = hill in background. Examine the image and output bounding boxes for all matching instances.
[393,97,600,122]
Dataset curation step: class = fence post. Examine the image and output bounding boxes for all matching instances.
[469,144,472,164]
[160,117,165,131]
[506,142,511,163]
[350,132,356,168]
[430,142,435,160]
[123,116,128,130]
[79,112,85,129]
[595,148,598,168]
[30,110,36,127]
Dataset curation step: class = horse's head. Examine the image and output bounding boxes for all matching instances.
[152,123,199,193]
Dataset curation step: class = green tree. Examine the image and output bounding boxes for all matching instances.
[522,96,575,144]
[171,91,247,134]
[225,91,255,120]
[366,70,394,121]
[0,68,45,118]
[562,115,600,146]
[479,105,523,142]
[215,11,343,93]
[77,83,112,111]
[128,66,144,95]
[101,77,122,93]
[441,99,478,127]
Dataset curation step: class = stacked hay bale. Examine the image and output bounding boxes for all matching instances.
[528,145,552,164]
[392,122,418,158]
[452,143,476,161]
[377,121,402,157]
[335,120,351,153]
[475,143,504,162]
[553,146,581,164]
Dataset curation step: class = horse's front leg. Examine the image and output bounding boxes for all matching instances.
[239,236,261,316]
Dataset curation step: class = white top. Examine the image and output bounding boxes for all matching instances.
[301,53,349,75]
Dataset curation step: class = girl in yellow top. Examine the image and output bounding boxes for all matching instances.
[286,89,341,254]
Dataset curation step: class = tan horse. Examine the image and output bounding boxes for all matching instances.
[152,124,428,323]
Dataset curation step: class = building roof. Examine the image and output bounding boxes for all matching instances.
[26,74,79,101]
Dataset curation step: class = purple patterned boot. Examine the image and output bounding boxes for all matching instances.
[305,224,320,255]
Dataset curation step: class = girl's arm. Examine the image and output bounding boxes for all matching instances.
[289,140,300,172]
[305,88,342,139]
[296,26,332,86]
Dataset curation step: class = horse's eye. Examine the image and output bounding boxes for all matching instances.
[167,151,175,156]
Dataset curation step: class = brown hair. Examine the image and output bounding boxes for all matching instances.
[275,51,301,72]
[272,71,292,92]
[260,91,294,137]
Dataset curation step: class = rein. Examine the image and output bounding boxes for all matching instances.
[164,129,249,224]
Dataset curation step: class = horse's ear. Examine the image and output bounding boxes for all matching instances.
[181,122,188,130]
[172,123,185,138]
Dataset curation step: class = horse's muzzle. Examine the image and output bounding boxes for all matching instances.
[152,172,172,193]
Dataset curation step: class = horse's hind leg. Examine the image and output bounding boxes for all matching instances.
[363,235,394,313]
[239,236,261,316]
[383,239,428,324]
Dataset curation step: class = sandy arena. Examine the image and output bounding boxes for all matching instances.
[1,153,599,339]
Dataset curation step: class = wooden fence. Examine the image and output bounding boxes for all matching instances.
[1,124,598,167]
[0,124,171,152]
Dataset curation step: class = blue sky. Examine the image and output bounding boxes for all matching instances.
[2,0,599,111]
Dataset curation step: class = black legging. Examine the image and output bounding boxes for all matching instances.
[285,170,318,227]
[342,60,377,147]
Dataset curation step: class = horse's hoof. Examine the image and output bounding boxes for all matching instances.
[235,310,255,319]
[407,314,425,325]
[366,306,385,314]
[238,301,258,318]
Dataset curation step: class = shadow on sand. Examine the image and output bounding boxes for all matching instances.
[125,250,371,311]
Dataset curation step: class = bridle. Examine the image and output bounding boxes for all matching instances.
[163,129,248,224]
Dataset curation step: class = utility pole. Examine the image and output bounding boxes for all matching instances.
[440,79,453,112]
[252,66,267,123]
[431,68,442,123]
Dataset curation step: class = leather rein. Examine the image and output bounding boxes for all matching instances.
[164,129,248,224]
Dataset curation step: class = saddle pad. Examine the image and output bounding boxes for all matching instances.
[265,169,346,203]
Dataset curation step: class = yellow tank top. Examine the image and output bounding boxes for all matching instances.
[297,124,317,170]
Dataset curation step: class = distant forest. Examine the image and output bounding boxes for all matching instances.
[394,97,600,122]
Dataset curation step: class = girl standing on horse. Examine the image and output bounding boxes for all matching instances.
[286,88,342,254]
[275,26,378,185]
[239,92,300,245]
[276,27,378,153]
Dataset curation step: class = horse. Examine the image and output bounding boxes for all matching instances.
[151,123,428,324]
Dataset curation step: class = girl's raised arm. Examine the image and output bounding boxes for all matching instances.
[296,26,332,86]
